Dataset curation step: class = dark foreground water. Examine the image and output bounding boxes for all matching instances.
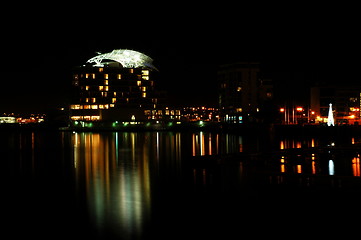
[1,129,361,239]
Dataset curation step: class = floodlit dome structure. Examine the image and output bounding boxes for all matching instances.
[87,49,158,71]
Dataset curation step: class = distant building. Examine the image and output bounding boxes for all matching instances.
[217,62,273,123]
[0,113,46,124]
[181,106,220,122]
[310,85,361,124]
[69,49,181,125]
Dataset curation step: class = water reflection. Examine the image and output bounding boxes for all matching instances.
[272,136,361,189]
[191,132,243,156]
[69,131,244,238]
[72,132,153,239]
[3,130,361,238]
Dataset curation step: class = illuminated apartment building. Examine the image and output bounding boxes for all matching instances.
[70,49,180,124]
[218,62,273,123]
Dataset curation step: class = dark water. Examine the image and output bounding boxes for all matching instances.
[1,130,361,239]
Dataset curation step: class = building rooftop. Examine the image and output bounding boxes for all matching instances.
[86,49,158,71]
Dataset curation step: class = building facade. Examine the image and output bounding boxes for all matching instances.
[218,62,273,123]
[69,49,181,126]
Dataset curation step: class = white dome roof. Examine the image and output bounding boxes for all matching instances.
[87,49,158,71]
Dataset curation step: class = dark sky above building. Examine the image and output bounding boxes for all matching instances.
[1,3,359,113]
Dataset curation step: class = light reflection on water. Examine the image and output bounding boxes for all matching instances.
[69,131,244,239]
[72,132,153,238]
[3,131,361,239]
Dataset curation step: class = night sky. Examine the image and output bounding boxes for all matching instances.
[1,3,359,114]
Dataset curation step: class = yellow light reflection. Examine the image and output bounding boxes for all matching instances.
[280,164,286,173]
[352,156,360,176]
[280,140,285,150]
[72,132,152,238]
[312,161,316,174]
[311,138,315,148]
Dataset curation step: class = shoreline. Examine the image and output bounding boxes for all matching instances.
[1,122,361,137]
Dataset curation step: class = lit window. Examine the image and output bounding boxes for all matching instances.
[142,75,149,80]
[86,86,89,90]
[70,105,82,109]
[92,73,96,79]
[91,116,100,121]
[99,68,103,72]
[99,105,104,109]
[112,98,117,103]
[104,80,108,85]
[142,70,149,75]
[99,86,104,91]
[71,116,82,121]
[137,81,141,86]
[91,98,96,103]
[91,105,98,109]
[130,69,134,73]
[110,104,115,108]
[141,87,146,91]
[104,74,108,79]
[85,73,89,79]
[142,92,146,98]
[105,86,109,91]
[113,92,117,96]
[117,74,121,79]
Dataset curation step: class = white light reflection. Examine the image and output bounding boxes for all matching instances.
[329,160,335,175]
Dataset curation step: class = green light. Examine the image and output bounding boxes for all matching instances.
[112,121,119,127]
